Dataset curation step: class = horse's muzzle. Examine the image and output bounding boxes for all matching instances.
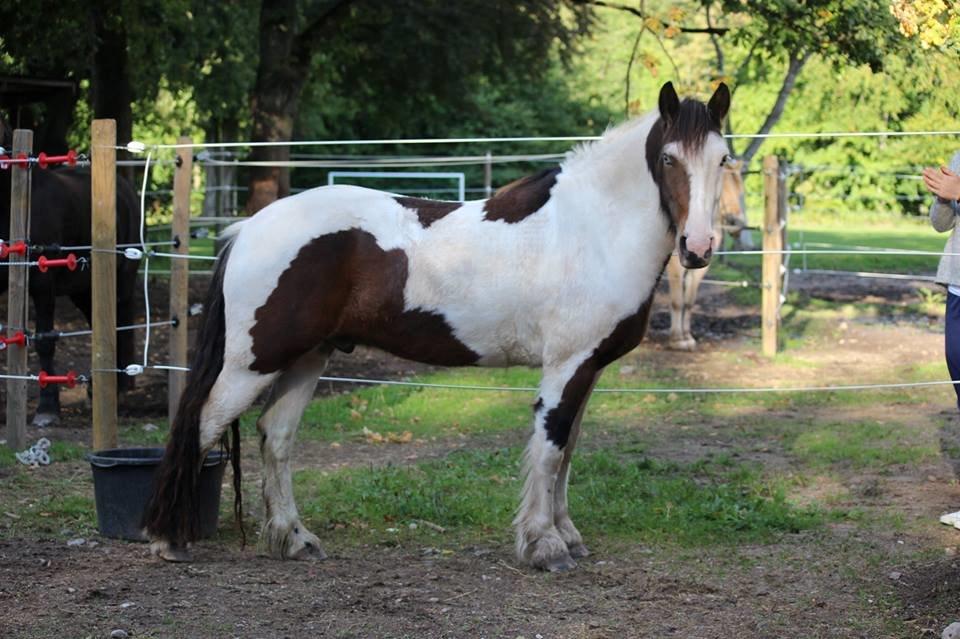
[679,236,712,269]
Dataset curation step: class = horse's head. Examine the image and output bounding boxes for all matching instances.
[646,81,731,269]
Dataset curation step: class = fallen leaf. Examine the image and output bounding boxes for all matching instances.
[387,431,413,444]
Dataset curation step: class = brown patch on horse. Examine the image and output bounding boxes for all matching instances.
[483,167,560,223]
[543,278,662,448]
[249,229,479,374]
[394,196,461,229]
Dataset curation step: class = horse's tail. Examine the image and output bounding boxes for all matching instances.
[142,237,236,548]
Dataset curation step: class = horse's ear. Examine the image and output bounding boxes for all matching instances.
[708,83,730,127]
[658,82,680,124]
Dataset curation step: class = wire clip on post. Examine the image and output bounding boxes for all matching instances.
[37,254,78,272]
[36,150,78,169]
[0,240,28,259]
[0,331,26,350]
[38,370,78,389]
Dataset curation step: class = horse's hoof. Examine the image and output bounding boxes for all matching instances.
[150,540,192,562]
[667,339,694,351]
[545,554,578,572]
[567,543,590,559]
[31,413,60,428]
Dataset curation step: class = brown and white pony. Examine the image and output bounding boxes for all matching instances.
[665,161,746,350]
[143,82,732,571]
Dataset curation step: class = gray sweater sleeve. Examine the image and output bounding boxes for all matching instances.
[930,151,960,233]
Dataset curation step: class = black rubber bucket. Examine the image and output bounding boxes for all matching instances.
[88,447,228,541]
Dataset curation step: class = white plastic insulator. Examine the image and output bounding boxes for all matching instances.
[126,141,147,154]
[780,294,787,304]
[0,146,5,155]
[123,248,144,260]
[780,264,787,275]
[124,364,144,376]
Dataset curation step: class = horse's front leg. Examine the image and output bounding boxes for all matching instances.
[665,255,688,349]
[681,266,704,346]
[515,360,599,571]
[32,287,60,427]
[553,370,600,560]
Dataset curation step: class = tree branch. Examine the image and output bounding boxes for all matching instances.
[624,27,645,118]
[739,52,811,169]
[293,0,355,69]
[573,0,729,35]
[705,2,734,152]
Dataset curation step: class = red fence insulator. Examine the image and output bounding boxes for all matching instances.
[0,331,26,350]
[0,154,28,170]
[38,370,78,389]
[0,240,28,259]
[36,150,78,169]
[37,253,78,273]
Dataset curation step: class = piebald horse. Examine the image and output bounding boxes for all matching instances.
[144,82,732,571]
[665,161,746,350]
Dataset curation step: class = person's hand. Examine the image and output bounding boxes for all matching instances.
[923,166,960,201]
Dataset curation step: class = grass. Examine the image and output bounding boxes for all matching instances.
[791,420,939,470]
[294,445,827,547]
[0,470,98,537]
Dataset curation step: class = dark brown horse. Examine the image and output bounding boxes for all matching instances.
[0,123,140,426]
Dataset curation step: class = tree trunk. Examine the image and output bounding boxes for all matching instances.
[246,0,303,213]
[246,0,354,214]
[91,0,133,182]
[739,52,810,170]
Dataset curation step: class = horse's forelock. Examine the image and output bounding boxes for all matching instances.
[665,98,720,154]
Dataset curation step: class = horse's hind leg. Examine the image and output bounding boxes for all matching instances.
[515,362,598,571]
[33,288,60,427]
[151,363,275,562]
[257,347,331,560]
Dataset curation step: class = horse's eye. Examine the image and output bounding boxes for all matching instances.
[661,153,673,166]
[721,154,732,167]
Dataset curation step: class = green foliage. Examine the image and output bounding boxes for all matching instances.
[720,0,902,70]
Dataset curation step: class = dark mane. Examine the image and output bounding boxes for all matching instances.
[668,98,721,152]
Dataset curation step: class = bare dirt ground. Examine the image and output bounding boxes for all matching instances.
[4,272,960,638]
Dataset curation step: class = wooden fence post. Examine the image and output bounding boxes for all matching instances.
[5,129,32,451]
[91,120,118,450]
[168,137,192,423]
[762,155,783,357]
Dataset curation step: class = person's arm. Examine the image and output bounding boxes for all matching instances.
[930,191,958,233]
[926,152,960,232]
